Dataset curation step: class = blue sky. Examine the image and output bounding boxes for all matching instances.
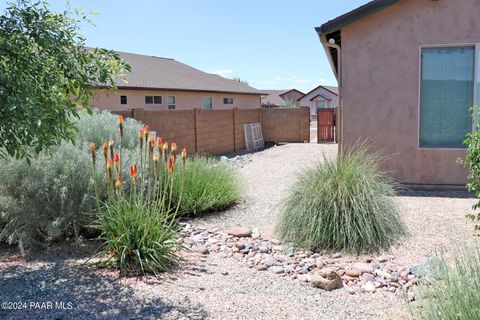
[2,0,369,92]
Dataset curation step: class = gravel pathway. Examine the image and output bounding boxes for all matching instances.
[197,143,337,238]
[1,143,478,319]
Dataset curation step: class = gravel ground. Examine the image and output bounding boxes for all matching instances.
[0,143,478,319]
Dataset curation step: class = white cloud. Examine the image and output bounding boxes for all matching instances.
[208,69,233,77]
[293,79,311,84]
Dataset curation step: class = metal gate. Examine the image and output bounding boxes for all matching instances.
[317,108,336,143]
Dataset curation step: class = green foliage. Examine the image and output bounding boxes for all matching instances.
[460,115,480,231]
[172,156,243,216]
[0,0,130,159]
[0,112,144,251]
[409,246,480,320]
[75,110,142,150]
[280,99,297,109]
[0,142,104,252]
[94,197,181,275]
[276,146,406,253]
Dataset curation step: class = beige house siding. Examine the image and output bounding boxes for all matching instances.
[92,89,261,111]
[340,0,480,186]
[298,87,338,119]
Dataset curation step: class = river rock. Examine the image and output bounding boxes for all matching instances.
[227,226,252,238]
[311,268,343,291]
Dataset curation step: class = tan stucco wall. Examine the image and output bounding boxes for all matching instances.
[298,87,338,119]
[92,89,261,111]
[340,0,480,186]
[281,91,304,107]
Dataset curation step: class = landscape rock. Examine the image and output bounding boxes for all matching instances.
[227,226,252,238]
[311,269,343,291]
[346,268,361,277]
[353,263,374,274]
[270,266,284,274]
[193,245,209,255]
[362,281,376,292]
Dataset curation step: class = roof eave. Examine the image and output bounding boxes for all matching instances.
[317,0,401,34]
[96,85,266,96]
[316,31,339,79]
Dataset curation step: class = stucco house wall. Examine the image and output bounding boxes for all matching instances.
[281,90,304,106]
[92,89,261,111]
[298,86,338,119]
[339,0,480,186]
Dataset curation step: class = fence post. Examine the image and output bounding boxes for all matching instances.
[132,108,144,122]
[193,108,198,153]
[233,108,237,151]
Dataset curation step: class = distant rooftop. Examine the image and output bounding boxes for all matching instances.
[100,50,264,95]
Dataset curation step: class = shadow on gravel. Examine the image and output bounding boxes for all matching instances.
[398,189,475,199]
[0,252,208,319]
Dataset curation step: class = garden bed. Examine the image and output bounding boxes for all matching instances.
[1,144,478,319]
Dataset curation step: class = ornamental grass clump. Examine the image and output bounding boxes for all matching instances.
[171,156,244,216]
[91,116,187,275]
[409,246,480,320]
[276,145,406,254]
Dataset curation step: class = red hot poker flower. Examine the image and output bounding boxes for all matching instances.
[117,115,124,139]
[181,147,187,165]
[156,137,163,149]
[115,177,123,191]
[102,143,108,161]
[129,165,138,178]
[171,143,177,156]
[108,139,114,160]
[113,152,120,166]
[89,143,96,167]
[138,128,145,149]
[168,156,175,172]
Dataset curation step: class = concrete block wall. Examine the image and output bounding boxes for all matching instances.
[115,107,309,155]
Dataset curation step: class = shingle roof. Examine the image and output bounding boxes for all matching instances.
[105,50,263,95]
[261,89,291,106]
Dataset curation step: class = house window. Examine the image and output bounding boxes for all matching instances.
[145,96,153,104]
[154,96,162,104]
[120,95,127,105]
[420,47,475,148]
[203,97,212,109]
[168,96,176,109]
[223,97,234,105]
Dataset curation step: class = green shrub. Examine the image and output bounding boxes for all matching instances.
[0,111,144,251]
[75,110,142,150]
[172,156,243,216]
[0,142,104,251]
[93,120,184,275]
[95,197,181,275]
[276,146,406,253]
[409,246,480,320]
[459,116,480,231]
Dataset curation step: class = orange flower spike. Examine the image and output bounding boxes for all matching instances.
[89,143,96,167]
[149,136,155,151]
[168,156,175,173]
[108,139,114,160]
[129,165,138,185]
[107,159,113,185]
[156,137,163,150]
[115,177,123,191]
[163,142,169,161]
[138,128,145,149]
[181,147,187,166]
[129,165,138,178]
[117,115,124,139]
[171,143,177,158]
[153,153,159,177]
[144,125,151,144]
[102,143,108,161]
[113,152,120,169]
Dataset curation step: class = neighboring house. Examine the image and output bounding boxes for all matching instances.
[92,51,264,111]
[316,0,479,187]
[261,89,304,108]
[297,85,338,120]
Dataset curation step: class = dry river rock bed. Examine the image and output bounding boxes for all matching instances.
[181,223,422,298]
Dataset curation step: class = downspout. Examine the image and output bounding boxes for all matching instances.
[317,32,343,155]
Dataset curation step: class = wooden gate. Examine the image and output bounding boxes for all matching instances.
[317,108,335,143]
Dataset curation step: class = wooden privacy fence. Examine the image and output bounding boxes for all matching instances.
[115,107,310,155]
[317,108,336,143]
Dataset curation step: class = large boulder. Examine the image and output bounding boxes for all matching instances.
[311,268,343,291]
